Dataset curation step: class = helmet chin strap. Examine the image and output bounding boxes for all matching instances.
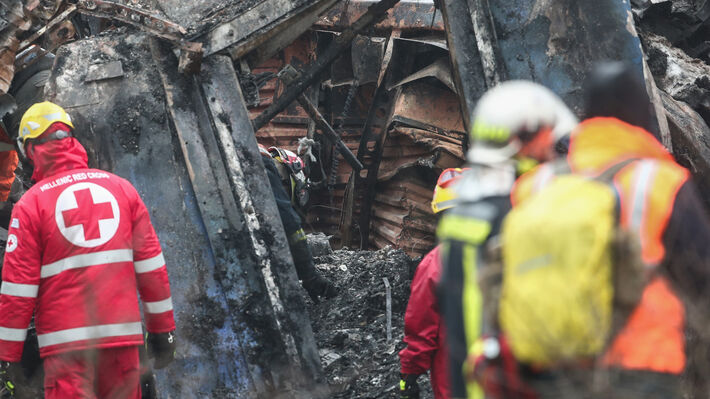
[17,130,73,165]
[16,136,29,164]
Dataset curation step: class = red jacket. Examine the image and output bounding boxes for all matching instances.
[0,134,175,361]
[399,246,451,399]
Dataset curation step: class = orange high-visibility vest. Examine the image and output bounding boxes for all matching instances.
[511,117,689,374]
[0,126,17,201]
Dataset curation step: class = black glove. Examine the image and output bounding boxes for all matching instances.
[399,373,420,399]
[290,235,338,303]
[147,331,176,369]
[0,361,21,398]
[302,274,338,303]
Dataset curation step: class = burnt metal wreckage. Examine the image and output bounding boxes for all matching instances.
[2,0,710,397]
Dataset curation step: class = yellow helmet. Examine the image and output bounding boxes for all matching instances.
[18,101,74,144]
[431,168,468,213]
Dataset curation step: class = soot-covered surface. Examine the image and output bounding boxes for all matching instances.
[306,244,436,398]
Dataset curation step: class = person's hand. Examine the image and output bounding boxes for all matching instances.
[399,373,420,399]
[0,361,21,397]
[147,331,176,369]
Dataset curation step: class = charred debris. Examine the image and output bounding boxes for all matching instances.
[3,0,710,397]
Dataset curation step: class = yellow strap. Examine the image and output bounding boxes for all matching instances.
[462,244,484,399]
[437,215,492,245]
[289,228,307,245]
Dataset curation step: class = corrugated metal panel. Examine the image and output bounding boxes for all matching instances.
[367,80,465,257]
[250,34,315,151]
[370,178,436,258]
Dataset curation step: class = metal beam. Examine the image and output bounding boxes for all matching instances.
[438,0,488,133]
[279,65,363,171]
[199,55,324,386]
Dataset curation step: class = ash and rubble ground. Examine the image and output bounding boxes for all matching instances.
[305,234,435,398]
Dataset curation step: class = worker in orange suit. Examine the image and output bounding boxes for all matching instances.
[0,121,19,226]
[501,62,710,398]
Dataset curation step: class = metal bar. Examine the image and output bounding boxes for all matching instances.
[439,0,487,133]
[18,4,77,51]
[296,93,363,171]
[466,0,505,86]
[251,0,401,132]
[77,0,186,37]
[278,64,362,171]
[383,277,392,343]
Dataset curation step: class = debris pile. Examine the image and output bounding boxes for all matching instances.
[306,244,434,398]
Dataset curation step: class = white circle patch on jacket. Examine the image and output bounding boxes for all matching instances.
[55,182,120,248]
[6,234,17,252]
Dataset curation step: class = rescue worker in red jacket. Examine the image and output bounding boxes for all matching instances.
[0,102,176,398]
[399,168,467,399]
[258,144,337,302]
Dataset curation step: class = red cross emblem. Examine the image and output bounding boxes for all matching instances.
[55,182,120,248]
[61,188,115,241]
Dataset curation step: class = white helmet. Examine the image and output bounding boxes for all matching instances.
[468,80,578,164]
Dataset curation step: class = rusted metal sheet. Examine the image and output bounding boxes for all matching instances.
[390,81,465,133]
[317,1,445,31]
[249,34,315,150]
[377,126,464,181]
[358,67,465,256]
[370,178,437,258]
[390,57,456,93]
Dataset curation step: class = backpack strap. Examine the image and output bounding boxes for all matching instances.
[595,158,639,183]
